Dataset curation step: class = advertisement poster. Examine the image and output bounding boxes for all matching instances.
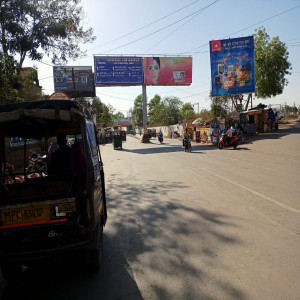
[210,36,255,97]
[53,66,95,98]
[143,57,192,85]
[86,121,100,181]
[94,56,143,86]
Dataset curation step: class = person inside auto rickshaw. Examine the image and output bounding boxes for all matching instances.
[69,141,86,191]
[48,133,71,177]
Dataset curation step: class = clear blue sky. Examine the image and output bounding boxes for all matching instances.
[24,0,300,115]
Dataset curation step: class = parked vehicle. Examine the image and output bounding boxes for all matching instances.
[147,129,156,138]
[0,100,107,282]
[218,132,239,149]
[183,137,192,152]
[27,151,47,173]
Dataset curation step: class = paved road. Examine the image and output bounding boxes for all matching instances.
[1,120,300,300]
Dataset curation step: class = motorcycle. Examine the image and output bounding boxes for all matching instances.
[158,134,163,144]
[237,130,246,144]
[218,133,238,149]
[183,137,192,152]
[27,152,47,173]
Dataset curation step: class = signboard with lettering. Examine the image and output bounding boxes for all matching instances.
[210,36,255,97]
[53,66,95,98]
[94,56,143,86]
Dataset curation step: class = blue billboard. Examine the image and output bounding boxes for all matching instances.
[94,56,143,85]
[53,66,95,98]
[210,36,255,97]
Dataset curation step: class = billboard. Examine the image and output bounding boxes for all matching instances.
[143,57,192,85]
[53,66,95,98]
[210,36,255,97]
[94,56,143,86]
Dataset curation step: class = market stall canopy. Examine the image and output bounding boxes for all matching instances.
[192,118,204,125]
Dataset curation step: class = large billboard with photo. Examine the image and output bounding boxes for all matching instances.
[210,36,255,97]
[143,57,192,85]
[94,56,143,86]
[53,66,95,98]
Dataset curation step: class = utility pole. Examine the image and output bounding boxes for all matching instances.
[192,103,199,114]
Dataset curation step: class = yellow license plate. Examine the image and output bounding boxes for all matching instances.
[57,202,76,214]
[1,204,51,227]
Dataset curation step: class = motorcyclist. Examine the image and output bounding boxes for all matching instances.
[224,125,232,145]
[183,129,191,148]
[158,130,163,142]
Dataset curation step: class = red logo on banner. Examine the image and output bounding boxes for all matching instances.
[211,40,221,52]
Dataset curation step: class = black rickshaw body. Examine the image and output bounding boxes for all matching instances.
[0,100,107,277]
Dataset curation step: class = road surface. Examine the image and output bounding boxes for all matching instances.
[1,120,300,300]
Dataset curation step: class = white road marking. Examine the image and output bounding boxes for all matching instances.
[211,172,299,214]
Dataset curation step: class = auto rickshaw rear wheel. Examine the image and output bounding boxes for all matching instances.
[1,263,24,284]
[89,218,103,271]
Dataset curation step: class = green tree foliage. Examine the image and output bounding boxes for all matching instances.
[179,103,195,122]
[18,68,42,101]
[99,103,115,127]
[0,0,96,66]
[160,96,183,125]
[113,111,125,121]
[254,27,291,98]
[0,53,22,103]
[147,95,183,126]
[92,97,103,125]
[132,94,143,127]
[198,109,212,121]
[148,94,163,126]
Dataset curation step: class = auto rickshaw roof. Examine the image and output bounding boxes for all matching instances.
[0,100,92,140]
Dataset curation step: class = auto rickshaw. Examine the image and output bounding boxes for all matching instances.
[0,100,107,282]
[113,132,122,150]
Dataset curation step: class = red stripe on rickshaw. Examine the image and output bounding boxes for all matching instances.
[0,218,68,229]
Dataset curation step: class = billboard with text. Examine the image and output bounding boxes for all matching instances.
[210,36,255,97]
[53,66,95,98]
[143,57,192,85]
[94,56,143,86]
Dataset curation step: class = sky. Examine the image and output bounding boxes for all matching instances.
[24,0,300,116]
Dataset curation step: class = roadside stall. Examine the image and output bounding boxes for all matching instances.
[247,109,268,133]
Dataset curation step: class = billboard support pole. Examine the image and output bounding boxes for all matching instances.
[141,84,150,143]
[142,84,147,130]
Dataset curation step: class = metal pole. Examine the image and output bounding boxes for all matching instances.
[142,84,147,131]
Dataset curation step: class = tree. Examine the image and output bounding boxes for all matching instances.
[180,103,195,122]
[132,94,143,127]
[254,27,291,99]
[99,103,115,127]
[148,94,161,115]
[0,53,22,104]
[113,111,125,120]
[161,96,183,125]
[0,0,96,66]
[148,94,163,126]
[92,97,103,125]
[18,67,42,101]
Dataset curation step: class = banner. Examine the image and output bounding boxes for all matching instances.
[94,56,143,86]
[53,66,95,98]
[210,36,255,96]
[143,57,192,85]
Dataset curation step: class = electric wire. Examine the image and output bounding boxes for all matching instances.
[87,0,201,52]
[183,4,300,54]
[96,0,222,54]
